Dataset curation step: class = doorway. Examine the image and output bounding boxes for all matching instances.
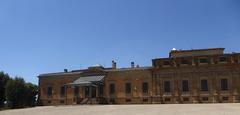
[85,86,96,98]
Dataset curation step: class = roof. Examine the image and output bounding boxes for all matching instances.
[105,66,152,72]
[38,66,151,78]
[38,71,82,77]
[170,48,225,53]
[67,75,105,86]
[74,75,105,83]
[169,48,225,58]
[152,52,240,61]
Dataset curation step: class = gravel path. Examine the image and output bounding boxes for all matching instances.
[1,103,240,115]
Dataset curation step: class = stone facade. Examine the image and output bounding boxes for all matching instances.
[152,48,240,104]
[38,48,240,105]
[104,68,152,104]
[38,72,81,105]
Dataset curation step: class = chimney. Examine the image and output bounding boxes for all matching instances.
[112,60,116,69]
[131,62,135,68]
[64,69,68,72]
[136,65,140,68]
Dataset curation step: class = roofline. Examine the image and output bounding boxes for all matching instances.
[38,66,152,78]
[152,52,240,61]
[38,71,82,78]
[105,66,152,72]
[170,48,225,53]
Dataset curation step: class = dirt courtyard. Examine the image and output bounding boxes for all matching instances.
[1,103,240,115]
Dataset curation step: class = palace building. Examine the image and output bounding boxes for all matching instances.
[38,48,240,105]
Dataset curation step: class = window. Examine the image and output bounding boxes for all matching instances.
[165,98,171,102]
[110,98,115,103]
[183,97,189,102]
[221,79,228,91]
[74,86,79,97]
[202,97,208,101]
[235,59,238,63]
[125,82,131,94]
[142,82,148,94]
[163,61,171,65]
[60,86,65,97]
[164,81,171,93]
[182,80,189,92]
[143,98,148,102]
[219,57,227,62]
[199,58,208,63]
[109,83,115,95]
[47,86,52,97]
[201,80,208,91]
[60,100,65,103]
[181,60,189,65]
[222,97,229,101]
[48,100,52,104]
[125,99,131,102]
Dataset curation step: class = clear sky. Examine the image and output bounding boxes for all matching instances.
[0,0,239,84]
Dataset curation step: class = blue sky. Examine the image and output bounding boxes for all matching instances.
[0,0,239,84]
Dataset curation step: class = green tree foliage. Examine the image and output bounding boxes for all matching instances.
[25,83,38,107]
[5,77,26,108]
[0,71,10,107]
[5,77,38,108]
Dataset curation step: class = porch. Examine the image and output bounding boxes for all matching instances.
[64,75,106,104]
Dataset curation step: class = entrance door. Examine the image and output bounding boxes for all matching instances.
[98,85,103,97]
[85,86,89,98]
[92,87,96,98]
[85,86,96,98]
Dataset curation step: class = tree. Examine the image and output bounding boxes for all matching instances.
[5,77,26,108]
[25,83,38,107]
[0,71,10,107]
[5,76,38,108]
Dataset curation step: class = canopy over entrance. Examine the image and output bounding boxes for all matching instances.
[67,75,105,86]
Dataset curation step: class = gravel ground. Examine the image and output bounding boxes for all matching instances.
[1,103,240,115]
